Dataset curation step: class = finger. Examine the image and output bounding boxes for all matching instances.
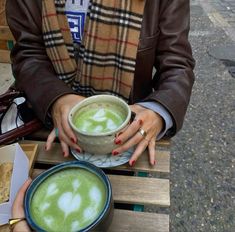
[60,141,70,157]
[60,110,77,144]
[45,129,57,151]
[148,138,156,165]
[114,118,142,145]
[53,125,81,152]
[12,179,32,217]
[113,130,144,155]
[128,139,149,166]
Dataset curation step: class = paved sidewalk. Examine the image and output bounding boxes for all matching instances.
[168,1,235,231]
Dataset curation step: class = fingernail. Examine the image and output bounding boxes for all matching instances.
[130,160,136,166]
[116,132,123,137]
[153,160,157,165]
[115,139,122,145]
[71,138,76,143]
[44,145,47,151]
[112,151,119,156]
[138,119,143,126]
[118,132,123,136]
[76,148,81,153]
[63,152,66,157]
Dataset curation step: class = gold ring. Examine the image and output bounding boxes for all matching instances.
[8,218,26,229]
[138,128,147,138]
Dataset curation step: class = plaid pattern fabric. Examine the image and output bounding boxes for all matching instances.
[42,0,146,101]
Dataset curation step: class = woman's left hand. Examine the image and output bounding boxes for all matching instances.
[11,179,32,232]
[112,104,164,166]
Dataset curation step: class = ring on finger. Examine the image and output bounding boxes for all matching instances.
[138,128,147,138]
[54,128,59,138]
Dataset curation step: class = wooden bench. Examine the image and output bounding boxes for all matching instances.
[1,140,170,232]
[23,140,171,232]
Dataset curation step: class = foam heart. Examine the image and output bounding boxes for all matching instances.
[47,183,58,196]
[58,192,81,217]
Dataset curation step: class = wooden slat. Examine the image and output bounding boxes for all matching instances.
[0,49,10,63]
[20,144,38,174]
[21,140,170,173]
[0,8,7,26]
[0,210,169,232]
[109,209,169,232]
[32,169,170,207]
[0,40,7,49]
[0,26,14,40]
[109,175,170,207]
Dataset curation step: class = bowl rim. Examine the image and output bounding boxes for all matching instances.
[68,95,131,136]
[24,161,112,232]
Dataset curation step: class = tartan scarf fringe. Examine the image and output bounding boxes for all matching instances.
[42,0,146,100]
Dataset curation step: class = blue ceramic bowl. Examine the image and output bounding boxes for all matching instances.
[24,161,113,232]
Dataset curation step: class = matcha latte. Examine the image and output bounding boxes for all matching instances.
[30,168,107,232]
[68,95,131,155]
[74,108,125,134]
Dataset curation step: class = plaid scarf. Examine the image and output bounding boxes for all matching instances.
[42,0,146,101]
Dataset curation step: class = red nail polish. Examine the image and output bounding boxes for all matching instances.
[71,138,76,143]
[138,119,143,126]
[115,139,122,145]
[44,145,47,151]
[76,148,81,153]
[112,151,119,156]
[62,152,66,157]
[130,160,136,166]
[153,160,157,165]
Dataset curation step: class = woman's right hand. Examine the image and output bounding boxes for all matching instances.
[45,94,85,157]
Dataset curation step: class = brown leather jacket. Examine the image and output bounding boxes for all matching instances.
[6,0,195,137]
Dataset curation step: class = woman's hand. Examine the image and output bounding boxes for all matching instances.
[112,104,164,166]
[45,94,85,157]
[11,179,32,232]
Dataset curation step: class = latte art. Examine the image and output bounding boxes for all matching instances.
[74,108,125,134]
[30,169,106,232]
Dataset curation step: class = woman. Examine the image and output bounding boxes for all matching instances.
[6,0,195,165]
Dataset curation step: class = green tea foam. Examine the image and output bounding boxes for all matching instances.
[74,108,125,134]
[30,168,106,232]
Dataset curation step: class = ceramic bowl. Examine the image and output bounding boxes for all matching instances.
[68,95,131,155]
[24,161,113,232]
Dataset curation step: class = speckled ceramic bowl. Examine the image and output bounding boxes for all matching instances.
[24,161,113,232]
[68,95,131,155]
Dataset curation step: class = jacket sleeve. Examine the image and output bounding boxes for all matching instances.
[145,0,195,137]
[6,0,75,125]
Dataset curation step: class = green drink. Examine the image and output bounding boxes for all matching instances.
[30,168,107,232]
[74,108,125,134]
